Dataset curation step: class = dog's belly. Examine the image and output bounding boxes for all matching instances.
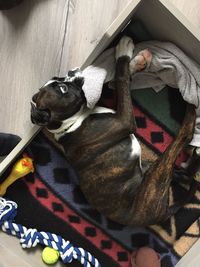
[106,133,141,170]
[80,134,142,183]
[78,134,143,223]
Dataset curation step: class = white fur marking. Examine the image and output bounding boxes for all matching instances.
[42,79,57,87]
[49,106,85,136]
[116,36,135,60]
[130,134,142,168]
[50,106,115,140]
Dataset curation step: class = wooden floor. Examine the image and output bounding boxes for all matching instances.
[0,0,200,266]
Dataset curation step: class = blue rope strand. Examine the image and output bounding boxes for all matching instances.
[0,197,101,267]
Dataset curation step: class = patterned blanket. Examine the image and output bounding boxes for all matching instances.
[4,85,200,267]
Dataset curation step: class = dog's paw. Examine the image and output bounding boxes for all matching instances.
[115,36,134,60]
[129,49,152,74]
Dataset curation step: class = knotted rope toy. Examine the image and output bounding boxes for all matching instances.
[0,197,101,266]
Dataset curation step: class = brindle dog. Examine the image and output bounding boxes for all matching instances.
[31,37,196,226]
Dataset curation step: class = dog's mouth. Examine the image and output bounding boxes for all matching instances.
[31,102,51,126]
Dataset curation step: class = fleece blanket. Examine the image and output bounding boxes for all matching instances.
[2,85,200,267]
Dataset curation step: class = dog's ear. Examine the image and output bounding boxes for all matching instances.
[52,76,65,82]
[68,68,81,77]
[52,76,59,80]
[66,68,84,87]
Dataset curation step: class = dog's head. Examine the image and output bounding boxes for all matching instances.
[31,68,85,129]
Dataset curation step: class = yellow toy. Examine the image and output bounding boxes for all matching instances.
[0,154,34,196]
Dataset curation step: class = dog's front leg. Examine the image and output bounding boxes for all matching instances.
[114,39,152,133]
[115,36,136,133]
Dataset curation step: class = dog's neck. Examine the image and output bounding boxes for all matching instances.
[48,105,115,141]
[48,105,86,139]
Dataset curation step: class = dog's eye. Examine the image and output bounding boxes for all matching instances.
[59,84,68,94]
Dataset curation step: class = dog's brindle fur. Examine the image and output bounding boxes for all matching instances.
[31,39,196,226]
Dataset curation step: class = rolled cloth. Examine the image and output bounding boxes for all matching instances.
[82,40,200,147]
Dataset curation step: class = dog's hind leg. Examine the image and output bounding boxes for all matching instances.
[131,103,196,225]
[129,49,152,74]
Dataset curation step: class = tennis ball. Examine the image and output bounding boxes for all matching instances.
[42,247,59,265]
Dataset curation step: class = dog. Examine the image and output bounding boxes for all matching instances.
[31,36,196,226]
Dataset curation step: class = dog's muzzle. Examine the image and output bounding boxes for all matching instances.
[31,102,50,126]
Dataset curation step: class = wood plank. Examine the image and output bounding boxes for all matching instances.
[0,0,70,176]
[0,0,69,138]
[169,0,200,28]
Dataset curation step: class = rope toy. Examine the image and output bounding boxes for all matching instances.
[0,197,101,266]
